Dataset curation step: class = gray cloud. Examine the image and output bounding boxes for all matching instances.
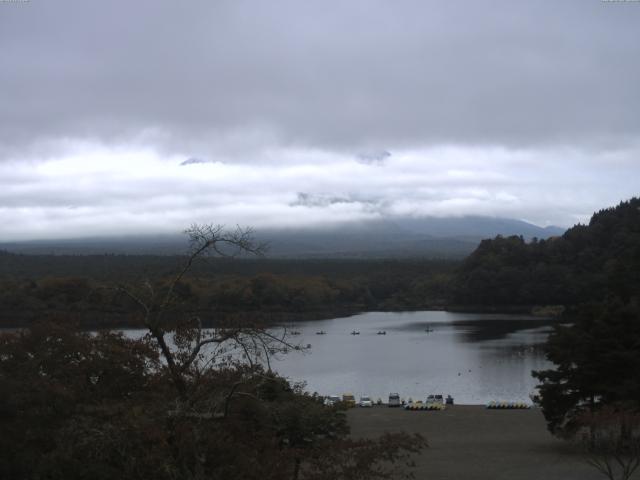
[1,0,640,158]
[0,144,638,241]
[180,157,213,166]
[291,192,381,211]
[0,1,639,240]
[292,193,355,208]
[356,151,391,166]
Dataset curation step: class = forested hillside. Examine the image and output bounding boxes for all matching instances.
[452,197,640,306]
[0,255,455,328]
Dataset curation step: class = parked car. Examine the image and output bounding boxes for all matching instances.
[388,393,401,407]
[342,393,356,408]
[359,396,373,407]
[324,395,341,406]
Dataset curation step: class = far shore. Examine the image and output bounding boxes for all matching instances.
[348,405,600,480]
[0,305,563,330]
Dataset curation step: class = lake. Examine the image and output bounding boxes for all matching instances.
[110,310,555,405]
[271,311,555,405]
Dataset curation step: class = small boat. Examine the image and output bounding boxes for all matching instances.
[315,331,326,335]
[424,327,434,333]
[376,331,387,335]
[486,401,531,409]
[290,330,301,335]
[350,330,360,335]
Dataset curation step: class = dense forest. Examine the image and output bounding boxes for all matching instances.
[525,200,640,453]
[453,197,640,307]
[0,255,455,328]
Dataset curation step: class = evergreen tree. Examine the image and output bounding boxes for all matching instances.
[533,298,640,436]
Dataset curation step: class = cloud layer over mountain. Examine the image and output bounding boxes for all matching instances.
[0,1,638,240]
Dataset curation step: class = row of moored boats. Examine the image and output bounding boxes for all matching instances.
[486,401,531,409]
[290,330,433,336]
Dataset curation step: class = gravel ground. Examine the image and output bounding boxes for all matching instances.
[348,405,605,480]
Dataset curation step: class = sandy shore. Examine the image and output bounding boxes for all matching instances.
[348,405,603,480]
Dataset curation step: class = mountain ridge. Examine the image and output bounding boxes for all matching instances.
[0,215,564,258]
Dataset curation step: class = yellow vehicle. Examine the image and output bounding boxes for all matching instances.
[342,393,356,407]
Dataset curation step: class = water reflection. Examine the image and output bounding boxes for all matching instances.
[270,311,554,405]
[109,311,555,405]
[392,315,556,342]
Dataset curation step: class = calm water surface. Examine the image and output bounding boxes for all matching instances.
[271,311,554,405]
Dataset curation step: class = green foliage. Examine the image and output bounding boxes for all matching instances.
[533,299,640,436]
[447,198,640,461]
[0,259,456,328]
[453,197,640,306]
[0,320,162,479]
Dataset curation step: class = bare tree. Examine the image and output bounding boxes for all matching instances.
[578,407,640,480]
[116,224,298,399]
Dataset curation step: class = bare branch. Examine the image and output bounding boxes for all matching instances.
[179,328,240,373]
[114,223,280,399]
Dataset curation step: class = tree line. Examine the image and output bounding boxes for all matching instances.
[0,256,455,328]
[452,197,640,307]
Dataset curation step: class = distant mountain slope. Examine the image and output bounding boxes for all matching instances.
[392,216,563,239]
[0,216,564,258]
[452,197,640,305]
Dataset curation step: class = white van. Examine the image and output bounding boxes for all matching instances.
[388,393,401,407]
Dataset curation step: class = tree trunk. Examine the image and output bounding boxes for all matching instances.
[152,327,188,397]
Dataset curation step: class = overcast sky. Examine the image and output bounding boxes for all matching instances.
[1,0,639,241]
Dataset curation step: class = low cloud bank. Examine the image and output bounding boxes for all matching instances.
[1,142,637,241]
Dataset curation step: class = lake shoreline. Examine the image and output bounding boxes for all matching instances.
[0,304,563,329]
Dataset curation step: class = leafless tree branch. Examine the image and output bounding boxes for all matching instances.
[114,224,291,400]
